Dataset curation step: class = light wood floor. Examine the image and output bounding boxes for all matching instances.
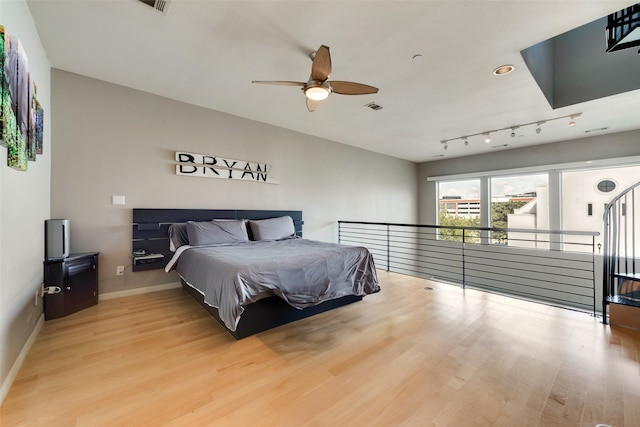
[2,271,640,427]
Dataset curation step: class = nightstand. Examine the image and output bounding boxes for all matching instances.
[43,252,99,320]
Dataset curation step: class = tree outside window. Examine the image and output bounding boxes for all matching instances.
[438,179,481,242]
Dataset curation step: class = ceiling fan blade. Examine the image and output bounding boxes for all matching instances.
[252,80,305,86]
[311,45,331,82]
[306,98,320,112]
[330,81,379,95]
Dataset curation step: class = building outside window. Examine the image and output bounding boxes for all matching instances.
[562,165,640,253]
[492,173,548,247]
[438,179,481,242]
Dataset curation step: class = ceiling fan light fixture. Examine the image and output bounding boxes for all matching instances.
[305,85,331,101]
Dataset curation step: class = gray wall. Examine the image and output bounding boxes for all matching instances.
[0,0,51,403]
[418,130,640,224]
[51,69,419,295]
[522,18,640,109]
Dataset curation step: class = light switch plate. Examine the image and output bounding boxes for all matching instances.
[112,195,125,205]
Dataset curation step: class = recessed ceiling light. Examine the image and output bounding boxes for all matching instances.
[493,64,514,75]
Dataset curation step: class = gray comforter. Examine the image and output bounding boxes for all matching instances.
[167,238,380,331]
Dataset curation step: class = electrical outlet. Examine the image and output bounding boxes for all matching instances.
[116,265,125,276]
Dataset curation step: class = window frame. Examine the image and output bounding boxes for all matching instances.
[428,155,640,249]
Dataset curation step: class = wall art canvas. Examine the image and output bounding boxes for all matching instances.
[0,25,44,171]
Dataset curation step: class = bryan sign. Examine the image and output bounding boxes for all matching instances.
[175,152,280,184]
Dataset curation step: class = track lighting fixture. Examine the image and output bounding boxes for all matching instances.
[437,113,581,150]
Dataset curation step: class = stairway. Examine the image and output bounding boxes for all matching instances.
[603,181,640,329]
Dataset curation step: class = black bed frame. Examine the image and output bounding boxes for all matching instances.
[132,208,363,339]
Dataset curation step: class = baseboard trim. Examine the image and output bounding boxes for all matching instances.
[99,282,182,301]
[0,313,44,407]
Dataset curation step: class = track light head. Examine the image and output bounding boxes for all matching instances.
[463,137,469,146]
[441,141,448,150]
[484,133,491,144]
[569,116,576,127]
[535,124,542,134]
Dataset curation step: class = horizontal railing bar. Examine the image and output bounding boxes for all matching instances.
[463,277,594,298]
[463,248,594,263]
[390,258,462,270]
[339,220,600,236]
[463,283,593,310]
[463,256,595,273]
[464,279,594,301]
[464,271,593,294]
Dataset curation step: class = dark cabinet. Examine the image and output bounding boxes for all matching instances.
[44,252,99,320]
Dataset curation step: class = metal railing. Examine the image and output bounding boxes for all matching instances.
[603,181,640,323]
[339,221,599,315]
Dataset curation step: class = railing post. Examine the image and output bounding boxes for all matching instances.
[462,227,466,290]
[602,208,610,324]
[386,224,390,272]
[592,235,596,318]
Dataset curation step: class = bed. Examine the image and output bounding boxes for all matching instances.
[132,209,380,339]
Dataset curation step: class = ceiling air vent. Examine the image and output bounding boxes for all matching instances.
[137,0,171,14]
[584,127,609,133]
[365,102,383,111]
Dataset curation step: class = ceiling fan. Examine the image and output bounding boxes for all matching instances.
[252,45,379,112]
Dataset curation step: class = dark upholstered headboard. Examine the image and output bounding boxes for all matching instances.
[132,209,303,272]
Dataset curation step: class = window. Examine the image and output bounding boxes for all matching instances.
[596,179,616,193]
[431,157,640,253]
[437,179,481,242]
[490,173,548,246]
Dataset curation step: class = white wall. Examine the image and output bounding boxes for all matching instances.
[0,0,51,404]
[50,69,418,295]
[563,165,640,251]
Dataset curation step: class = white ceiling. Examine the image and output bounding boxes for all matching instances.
[26,0,640,163]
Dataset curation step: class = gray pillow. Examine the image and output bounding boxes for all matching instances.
[249,216,295,241]
[186,219,249,246]
[168,223,189,252]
